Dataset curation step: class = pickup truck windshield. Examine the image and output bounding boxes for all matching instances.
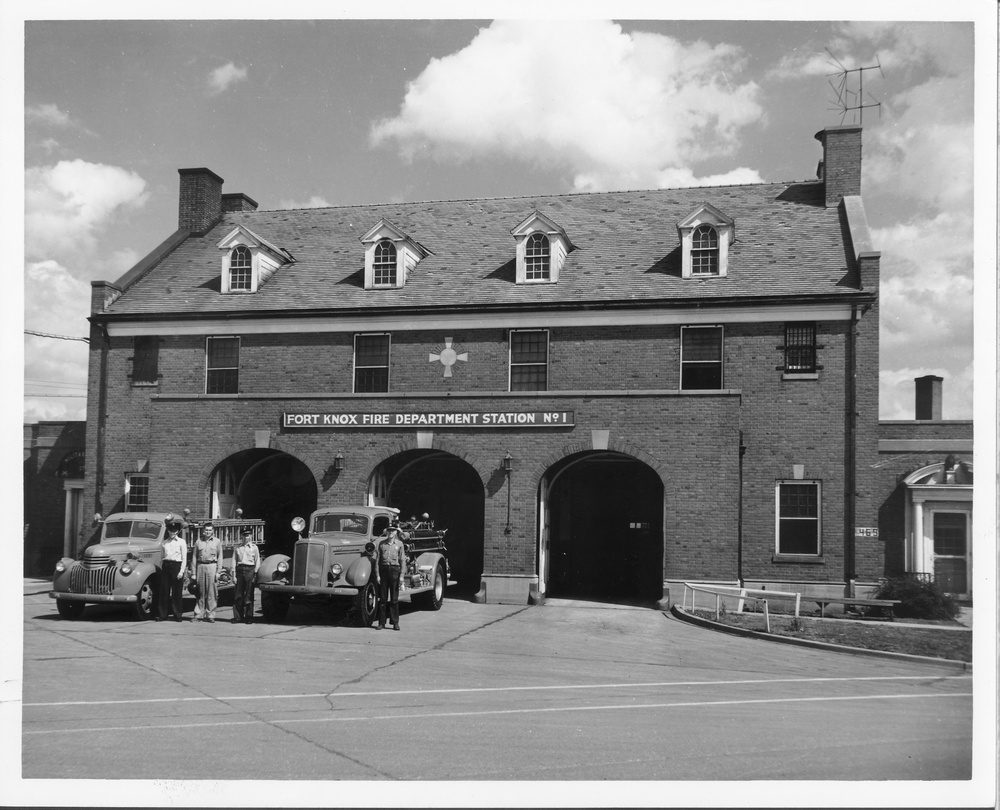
[313,514,369,534]
[104,520,163,540]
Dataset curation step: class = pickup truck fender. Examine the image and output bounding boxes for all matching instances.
[120,560,159,592]
[52,557,76,592]
[345,555,374,587]
[257,554,290,584]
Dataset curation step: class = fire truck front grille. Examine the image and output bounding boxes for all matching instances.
[70,558,117,594]
[292,542,326,588]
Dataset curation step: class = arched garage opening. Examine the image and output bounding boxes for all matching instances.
[210,450,317,557]
[369,450,484,596]
[540,451,664,604]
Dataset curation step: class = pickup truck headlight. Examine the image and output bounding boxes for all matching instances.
[276,561,289,573]
[54,561,66,574]
[121,562,133,575]
[330,563,343,577]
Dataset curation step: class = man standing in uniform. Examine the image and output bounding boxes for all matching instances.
[231,528,260,624]
[376,524,406,631]
[157,516,188,622]
[190,522,223,623]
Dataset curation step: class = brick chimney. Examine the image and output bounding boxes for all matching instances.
[915,375,943,421]
[178,168,224,233]
[815,125,862,207]
[221,192,259,213]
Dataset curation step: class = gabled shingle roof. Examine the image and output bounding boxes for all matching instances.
[105,180,864,318]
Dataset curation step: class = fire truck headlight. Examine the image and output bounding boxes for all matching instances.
[54,561,66,574]
[330,563,343,578]
[276,561,289,574]
[121,562,133,575]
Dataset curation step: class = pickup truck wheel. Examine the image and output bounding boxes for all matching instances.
[56,600,85,619]
[423,563,446,611]
[354,580,378,627]
[133,577,156,621]
[261,592,289,622]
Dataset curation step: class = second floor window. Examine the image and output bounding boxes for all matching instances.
[206,336,240,394]
[229,246,253,291]
[691,225,719,276]
[510,329,548,391]
[784,323,817,373]
[132,336,159,384]
[373,240,397,286]
[125,472,149,512]
[680,326,723,390]
[525,233,551,281]
[355,334,390,393]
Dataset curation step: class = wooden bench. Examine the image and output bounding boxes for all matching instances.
[805,596,901,619]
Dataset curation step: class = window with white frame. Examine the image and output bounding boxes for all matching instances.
[690,225,720,276]
[510,329,548,391]
[680,326,723,390]
[776,481,821,555]
[525,233,551,281]
[354,333,390,393]
[229,246,253,291]
[373,240,397,286]
[125,472,150,512]
[206,336,240,394]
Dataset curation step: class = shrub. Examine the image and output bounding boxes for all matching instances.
[869,576,961,620]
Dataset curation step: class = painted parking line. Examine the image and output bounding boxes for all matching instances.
[23,691,972,735]
[23,674,971,708]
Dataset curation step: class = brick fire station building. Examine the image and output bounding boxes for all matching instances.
[83,124,889,605]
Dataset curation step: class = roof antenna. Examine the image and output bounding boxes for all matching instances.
[825,49,883,126]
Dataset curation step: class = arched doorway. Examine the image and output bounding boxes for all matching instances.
[209,449,317,557]
[540,451,664,603]
[368,450,484,595]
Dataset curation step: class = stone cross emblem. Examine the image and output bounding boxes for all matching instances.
[429,337,468,378]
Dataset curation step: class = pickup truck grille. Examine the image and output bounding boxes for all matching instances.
[70,558,117,594]
[292,542,326,588]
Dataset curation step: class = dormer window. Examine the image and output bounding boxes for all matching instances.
[678,204,734,279]
[373,240,398,287]
[229,246,253,290]
[217,225,293,294]
[360,220,429,290]
[511,211,572,285]
[691,225,719,276]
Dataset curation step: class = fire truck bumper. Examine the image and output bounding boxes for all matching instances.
[257,583,360,598]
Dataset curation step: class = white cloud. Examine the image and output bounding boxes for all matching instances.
[208,62,248,95]
[371,20,763,192]
[23,260,91,422]
[25,160,148,262]
[25,103,73,128]
[279,195,331,209]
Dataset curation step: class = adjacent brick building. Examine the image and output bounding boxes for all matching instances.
[82,124,889,605]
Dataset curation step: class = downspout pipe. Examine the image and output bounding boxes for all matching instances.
[845,305,858,597]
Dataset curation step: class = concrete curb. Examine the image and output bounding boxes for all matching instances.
[669,604,972,672]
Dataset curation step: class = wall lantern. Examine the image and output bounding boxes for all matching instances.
[503,451,513,474]
[333,453,345,472]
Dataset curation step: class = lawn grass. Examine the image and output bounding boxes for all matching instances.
[689,610,972,662]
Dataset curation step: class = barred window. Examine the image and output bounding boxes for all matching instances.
[229,246,253,291]
[525,233,551,281]
[680,326,723,390]
[125,473,149,512]
[785,323,817,373]
[132,336,158,384]
[776,482,821,555]
[355,334,390,393]
[206,337,239,394]
[510,330,548,391]
[373,240,397,286]
[691,225,719,276]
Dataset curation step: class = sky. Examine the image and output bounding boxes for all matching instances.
[13,4,996,427]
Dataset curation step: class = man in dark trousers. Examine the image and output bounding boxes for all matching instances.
[376,524,406,630]
[231,528,260,624]
[157,516,188,622]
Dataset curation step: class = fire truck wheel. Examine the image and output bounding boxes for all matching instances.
[133,577,156,620]
[56,600,85,619]
[422,563,446,611]
[354,580,378,627]
[261,592,289,622]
